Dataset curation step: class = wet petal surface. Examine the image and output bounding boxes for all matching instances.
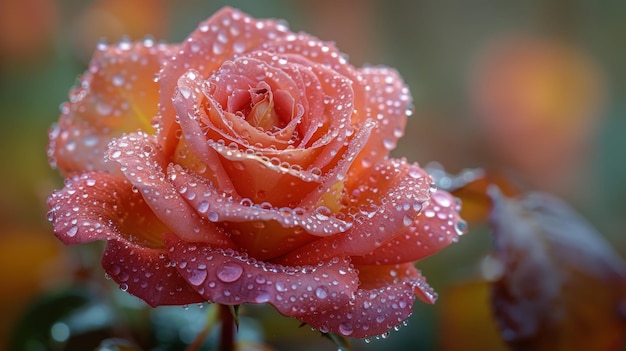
[279,159,431,265]
[108,132,234,247]
[102,237,206,306]
[299,263,434,338]
[164,234,359,321]
[49,41,178,174]
[47,172,170,247]
[352,189,466,265]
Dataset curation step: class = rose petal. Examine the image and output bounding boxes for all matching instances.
[158,7,290,155]
[170,70,238,194]
[298,119,375,210]
[174,84,321,208]
[350,67,412,174]
[48,41,178,175]
[259,33,359,87]
[298,263,433,338]
[102,236,205,306]
[352,189,466,265]
[172,68,353,208]
[164,233,359,320]
[47,172,169,247]
[108,132,234,247]
[168,165,352,260]
[279,159,431,266]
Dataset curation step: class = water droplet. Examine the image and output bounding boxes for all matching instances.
[188,268,208,286]
[254,290,270,303]
[408,168,422,179]
[432,192,451,207]
[109,265,121,275]
[315,286,329,299]
[67,226,78,237]
[383,137,396,150]
[403,215,414,226]
[217,262,243,283]
[275,281,288,292]
[96,102,113,116]
[179,86,192,99]
[455,220,468,235]
[197,201,210,213]
[112,75,125,87]
[339,322,353,336]
[207,212,219,222]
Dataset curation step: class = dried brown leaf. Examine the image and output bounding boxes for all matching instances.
[488,187,626,351]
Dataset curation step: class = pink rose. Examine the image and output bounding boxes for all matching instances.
[47,7,465,338]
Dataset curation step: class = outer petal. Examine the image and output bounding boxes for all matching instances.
[102,237,205,306]
[47,172,206,306]
[352,189,467,265]
[279,159,431,266]
[298,263,434,338]
[47,172,170,247]
[108,132,234,247]
[350,67,412,174]
[164,233,359,320]
[48,41,178,174]
[158,7,290,155]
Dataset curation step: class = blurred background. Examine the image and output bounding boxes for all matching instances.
[0,0,624,350]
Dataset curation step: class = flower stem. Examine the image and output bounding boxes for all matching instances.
[218,304,236,351]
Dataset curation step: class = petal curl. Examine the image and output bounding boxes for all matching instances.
[279,159,431,266]
[102,237,206,306]
[352,189,466,265]
[350,67,412,175]
[164,233,359,320]
[48,41,178,175]
[259,33,359,87]
[171,70,237,194]
[108,132,234,247]
[158,7,290,155]
[298,263,433,338]
[168,165,352,260]
[173,70,320,206]
[47,172,169,247]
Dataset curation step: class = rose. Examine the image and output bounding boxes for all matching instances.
[47,7,465,338]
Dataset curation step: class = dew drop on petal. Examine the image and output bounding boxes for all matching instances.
[403,215,414,227]
[408,168,422,179]
[112,75,125,87]
[315,286,329,299]
[207,212,219,222]
[255,290,271,303]
[455,219,468,235]
[197,201,210,214]
[217,262,243,283]
[432,192,451,207]
[188,269,208,286]
[383,137,396,150]
[67,226,78,237]
[339,322,353,336]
